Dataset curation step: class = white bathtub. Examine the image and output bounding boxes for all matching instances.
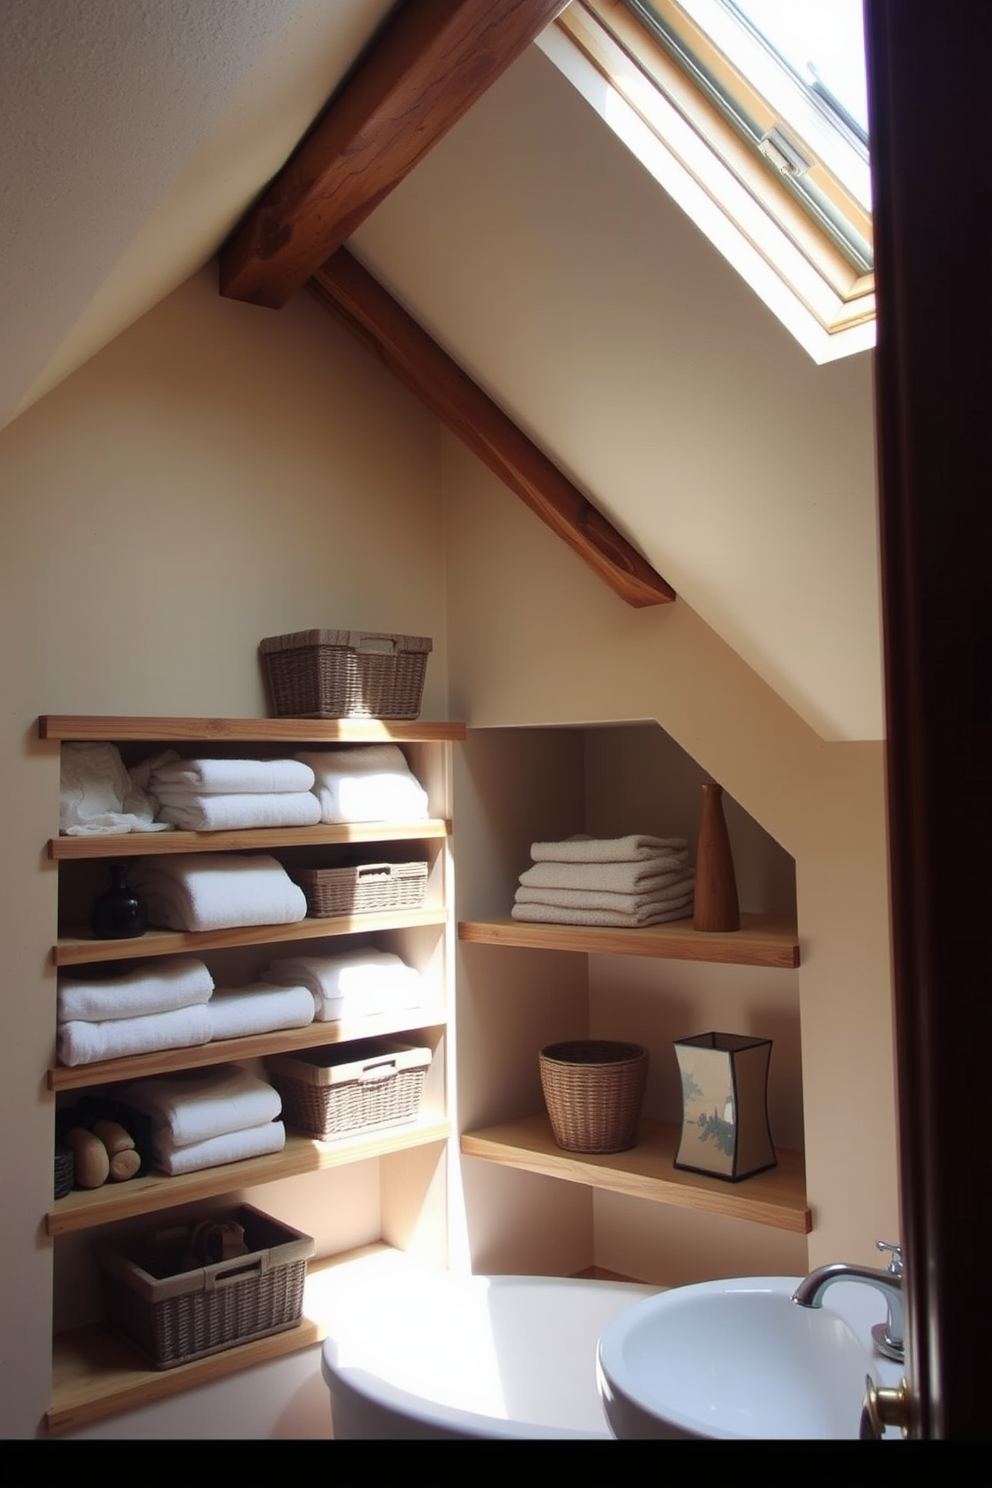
[316,1254,660,1439]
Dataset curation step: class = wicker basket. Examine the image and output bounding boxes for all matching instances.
[293,861,428,917]
[259,629,432,719]
[53,1144,74,1201]
[539,1040,649,1154]
[95,1203,314,1369]
[266,1040,431,1141]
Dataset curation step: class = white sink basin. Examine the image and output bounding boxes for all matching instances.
[597,1275,904,1440]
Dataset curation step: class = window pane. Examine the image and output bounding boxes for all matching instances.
[730,0,868,139]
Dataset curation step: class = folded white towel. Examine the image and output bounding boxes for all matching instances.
[265,950,422,1018]
[140,752,316,795]
[59,742,172,837]
[56,1004,212,1066]
[153,791,322,832]
[518,857,689,894]
[296,746,429,824]
[529,834,688,863]
[510,899,694,928]
[513,878,695,914]
[153,1119,286,1176]
[205,982,315,1041]
[116,1065,283,1146]
[57,956,214,1024]
[127,853,307,932]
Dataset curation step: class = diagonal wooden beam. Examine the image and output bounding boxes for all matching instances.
[219,0,571,309]
[309,249,676,608]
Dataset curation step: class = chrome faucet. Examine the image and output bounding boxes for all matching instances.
[792,1240,905,1363]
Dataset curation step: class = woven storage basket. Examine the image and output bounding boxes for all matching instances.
[259,629,432,719]
[53,1144,74,1201]
[95,1203,314,1369]
[266,1040,431,1141]
[540,1040,649,1154]
[293,861,428,917]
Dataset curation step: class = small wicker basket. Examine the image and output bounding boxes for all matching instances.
[539,1040,649,1154]
[259,629,431,720]
[292,861,428,917]
[266,1040,432,1141]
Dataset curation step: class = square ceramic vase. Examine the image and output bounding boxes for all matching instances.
[673,1032,777,1181]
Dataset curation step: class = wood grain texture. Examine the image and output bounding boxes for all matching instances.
[219,0,571,307]
[461,1113,810,1233]
[310,250,677,608]
[38,714,467,743]
[48,1008,447,1092]
[48,819,450,860]
[457,913,800,969]
[46,1120,451,1236]
[53,906,448,967]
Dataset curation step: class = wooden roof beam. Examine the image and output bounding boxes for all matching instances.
[219,0,571,309]
[309,249,676,608]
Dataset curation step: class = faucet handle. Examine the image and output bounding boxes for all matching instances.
[875,1240,903,1276]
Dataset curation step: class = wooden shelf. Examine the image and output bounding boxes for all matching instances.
[458,912,800,969]
[46,1243,392,1435]
[53,906,447,967]
[39,715,467,745]
[48,818,451,860]
[48,1006,447,1091]
[460,1114,810,1234]
[47,1118,451,1236]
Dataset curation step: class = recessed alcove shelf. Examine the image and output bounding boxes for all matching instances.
[453,720,805,1278]
[458,913,800,969]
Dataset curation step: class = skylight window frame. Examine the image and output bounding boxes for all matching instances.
[546,0,875,363]
[634,0,873,267]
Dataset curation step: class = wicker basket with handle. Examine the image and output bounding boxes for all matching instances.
[259,629,431,719]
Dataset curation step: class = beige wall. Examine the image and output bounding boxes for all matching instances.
[0,266,446,1438]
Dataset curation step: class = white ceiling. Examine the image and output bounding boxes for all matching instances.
[0,0,883,744]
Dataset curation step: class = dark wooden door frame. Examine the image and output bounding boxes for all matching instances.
[866,0,992,1439]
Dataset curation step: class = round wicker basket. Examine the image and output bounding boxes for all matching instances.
[539,1040,649,1154]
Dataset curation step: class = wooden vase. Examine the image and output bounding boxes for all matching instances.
[693,782,740,932]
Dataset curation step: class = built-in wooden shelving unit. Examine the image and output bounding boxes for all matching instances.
[41,714,464,1435]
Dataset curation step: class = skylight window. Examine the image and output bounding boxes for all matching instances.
[539,0,875,363]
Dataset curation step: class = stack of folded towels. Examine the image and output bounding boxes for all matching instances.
[133,751,322,832]
[56,956,215,1067]
[55,958,317,1066]
[265,949,423,1022]
[115,1064,285,1176]
[127,852,307,932]
[294,745,429,824]
[512,833,696,928]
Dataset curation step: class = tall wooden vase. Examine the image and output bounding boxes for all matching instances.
[693,782,740,932]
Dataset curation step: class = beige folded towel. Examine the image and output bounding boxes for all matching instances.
[529,834,688,863]
[510,898,694,928]
[514,877,695,914]
[519,858,689,894]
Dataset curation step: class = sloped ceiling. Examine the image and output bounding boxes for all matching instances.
[0,0,882,743]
